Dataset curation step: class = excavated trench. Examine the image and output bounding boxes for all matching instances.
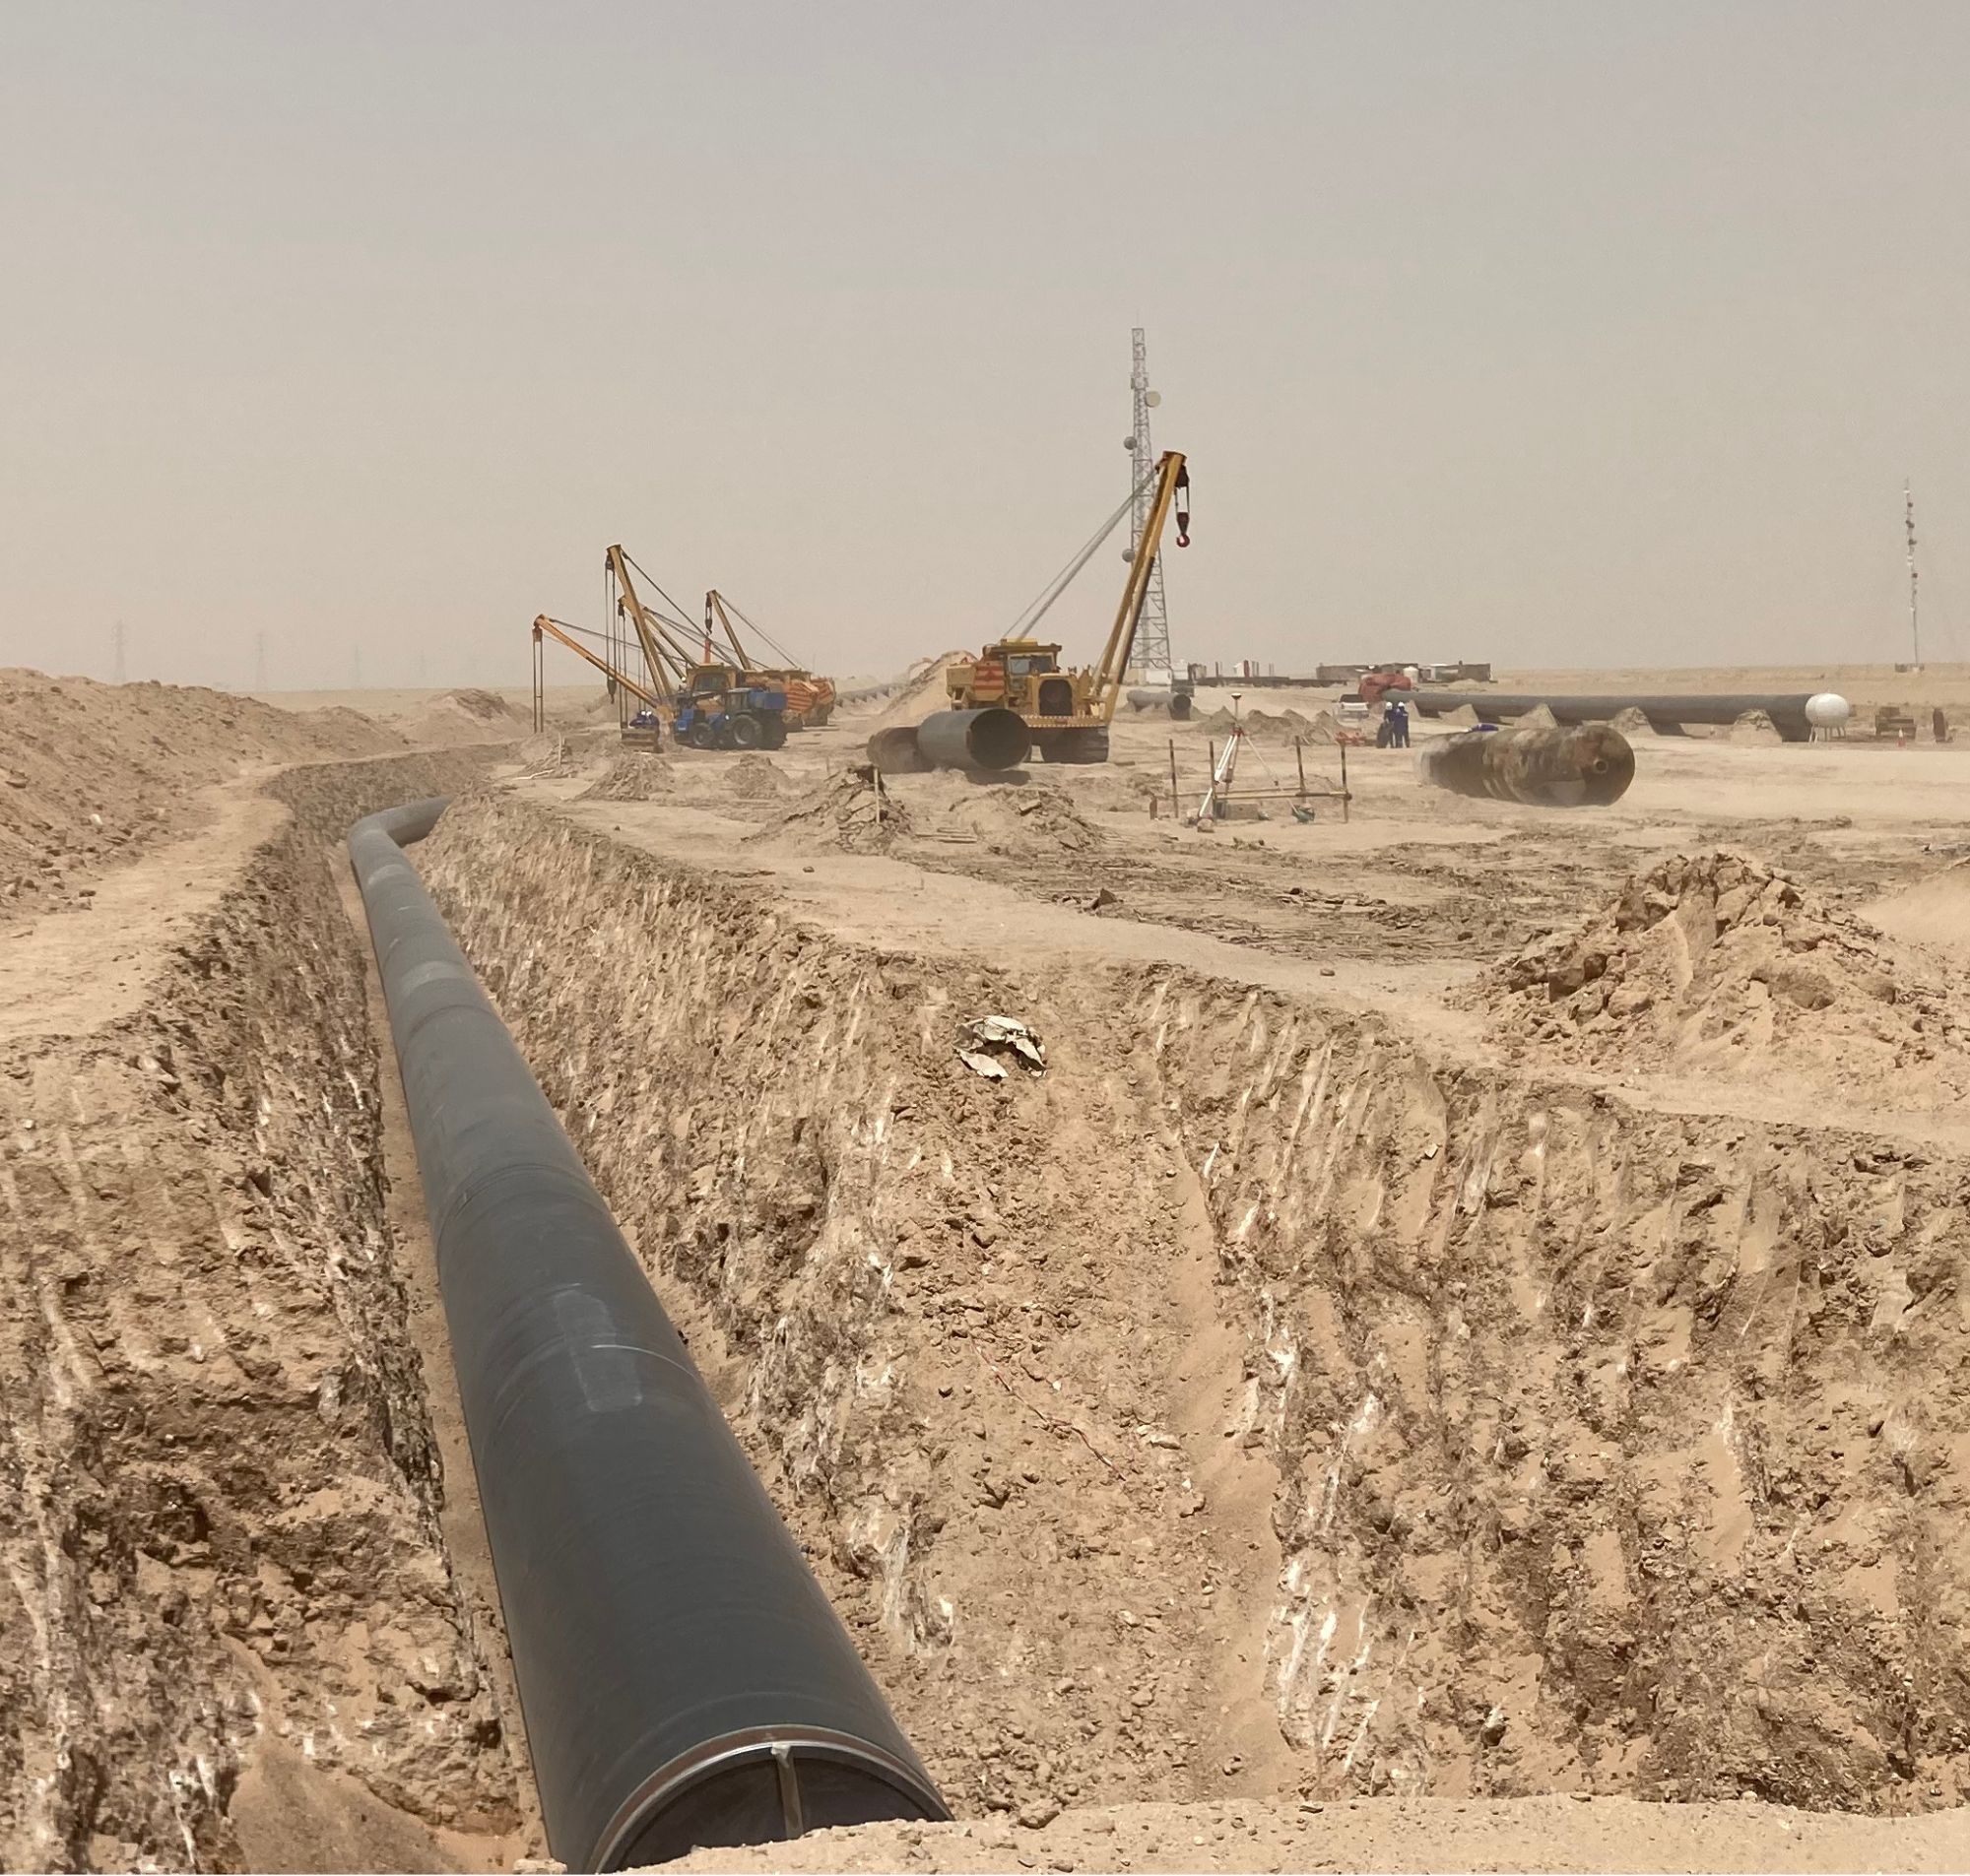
[8,768,1967,1870]
[0,751,526,1873]
[413,796,1970,1828]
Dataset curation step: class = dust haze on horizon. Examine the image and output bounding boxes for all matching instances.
[2,0,1966,696]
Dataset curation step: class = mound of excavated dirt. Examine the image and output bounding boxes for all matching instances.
[1068,768,1164,812]
[925,783,1101,855]
[0,670,404,923]
[1519,701,1559,728]
[723,753,790,799]
[1475,851,1970,1106]
[1610,705,1657,736]
[579,754,677,801]
[659,1794,1970,1875]
[861,652,967,731]
[755,767,913,851]
[399,686,530,745]
[1731,708,1785,745]
[1290,707,1346,743]
[1866,857,1970,966]
[518,733,581,778]
[1239,710,1301,741]
[1195,707,1237,736]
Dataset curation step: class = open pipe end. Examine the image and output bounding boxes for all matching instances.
[915,707,1032,772]
[594,1731,948,1871]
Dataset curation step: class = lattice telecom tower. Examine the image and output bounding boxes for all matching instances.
[1127,327,1174,677]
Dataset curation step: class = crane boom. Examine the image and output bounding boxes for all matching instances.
[705,590,747,666]
[1089,450,1188,721]
[605,545,690,706]
[532,615,666,712]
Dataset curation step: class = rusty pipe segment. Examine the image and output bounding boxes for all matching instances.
[348,800,946,1870]
[912,707,1032,772]
[1409,690,1819,742]
[1126,687,1194,720]
[864,725,933,773]
[1416,724,1635,807]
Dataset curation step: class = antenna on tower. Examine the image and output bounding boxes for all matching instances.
[1905,482,1923,672]
[1126,328,1175,679]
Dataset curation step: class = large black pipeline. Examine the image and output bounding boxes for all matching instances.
[913,706,1031,771]
[349,801,946,1871]
[1409,690,1818,742]
[1415,724,1635,806]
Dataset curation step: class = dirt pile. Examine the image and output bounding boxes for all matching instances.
[1476,851,1970,1106]
[660,1794,1970,1874]
[926,784,1100,855]
[1291,708,1345,743]
[579,754,677,801]
[861,653,967,731]
[1520,701,1560,728]
[518,734,581,778]
[399,687,530,746]
[0,670,403,924]
[1610,705,1657,736]
[1866,857,1970,965]
[723,753,789,800]
[755,767,913,851]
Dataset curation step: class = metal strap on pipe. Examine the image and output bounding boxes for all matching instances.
[349,801,946,1870]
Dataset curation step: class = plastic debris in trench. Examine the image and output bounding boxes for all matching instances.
[956,1014,1046,1080]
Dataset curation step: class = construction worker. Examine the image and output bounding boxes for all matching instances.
[1387,698,1412,748]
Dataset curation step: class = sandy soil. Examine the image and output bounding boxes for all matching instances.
[4,663,1970,1871]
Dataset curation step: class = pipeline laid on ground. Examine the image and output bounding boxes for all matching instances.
[1415,724,1636,807]
[349,801,947,1871]
[1409,690,1821,742]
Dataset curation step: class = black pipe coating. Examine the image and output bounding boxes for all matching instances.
[1409,690,1816,742]
[349,801,947,1871]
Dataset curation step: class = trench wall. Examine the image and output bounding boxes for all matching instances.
[1139,973,1970,1810]
[0,748,518,1871]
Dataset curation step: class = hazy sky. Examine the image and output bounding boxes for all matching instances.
[3,1,1966,690]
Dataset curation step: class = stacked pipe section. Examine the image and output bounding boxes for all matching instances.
[350,801,946,1871]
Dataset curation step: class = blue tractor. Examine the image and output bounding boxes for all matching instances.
[673,662,790,750]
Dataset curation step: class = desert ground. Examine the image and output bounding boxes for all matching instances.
[3,659,1969,1872]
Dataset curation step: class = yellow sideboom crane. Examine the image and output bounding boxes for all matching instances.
[704,590,838,728]
[530,613,670,745]
[609,546,791,750]
[945,449,1190,763]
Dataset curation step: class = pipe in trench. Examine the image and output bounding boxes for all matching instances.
[349,800,947,1871]
[1415,724,1636,807]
